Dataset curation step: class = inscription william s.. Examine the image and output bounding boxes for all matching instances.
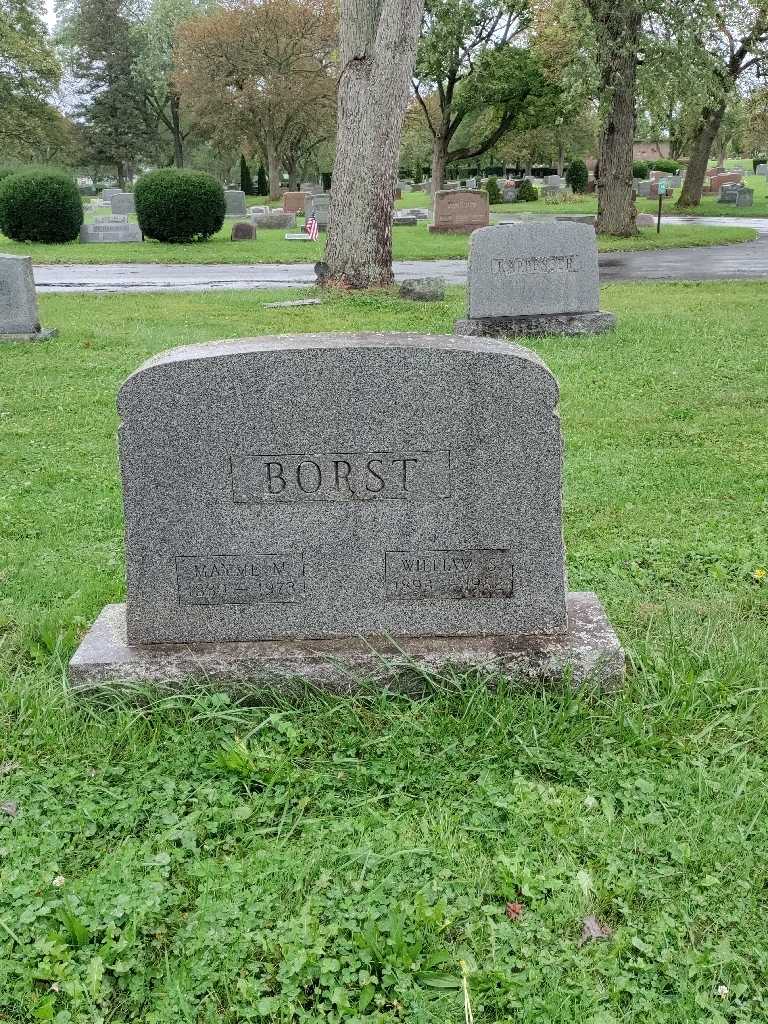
[384,548,514,601]
[230,450,451,502]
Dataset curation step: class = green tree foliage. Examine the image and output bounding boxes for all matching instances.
[257,163,268,195]
[240,154,255,194]
[565,157,587,192]
[413,0,560,189]
[0,0,61,157]
[484,175,502,203]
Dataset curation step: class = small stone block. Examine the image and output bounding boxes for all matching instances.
[399,278,446,301]
[231,221,256,241]
[0,328,58,343]
[284,232,314,241]
[68,592,625,692]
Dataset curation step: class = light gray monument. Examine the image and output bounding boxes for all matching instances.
[756,163,768,176]
[110,192,135,215]
[0,255,56,341]
[80,216,143,243]
[69,332,624,690]
[454,222,616,337]
[224,190,247,217]
[251,210,296,229]
[309,193,329,230]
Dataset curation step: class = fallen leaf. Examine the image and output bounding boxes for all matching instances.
[579,915,612,945]
[0,762,18,777]
[505,901,524,920]
[1,801,18,817]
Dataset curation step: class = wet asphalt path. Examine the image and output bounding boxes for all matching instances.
[32,216,768,293]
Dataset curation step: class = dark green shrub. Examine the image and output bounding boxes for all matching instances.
[516,179,538,202]
[0,170,83,242]
[632,161,649,179]
[565,159,588,193]
[240,155,255,195]
[257,164,268,195]
[135,170,225,243]
[484,176,502,204]
[650,158,679,174]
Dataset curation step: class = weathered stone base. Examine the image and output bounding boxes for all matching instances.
[0,328,57,343]
[429,224,486,234]
[68,592,624,694]
[454,312,616,338]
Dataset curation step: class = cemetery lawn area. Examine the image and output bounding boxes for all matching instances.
[2,280,768,1021]
[0,222,757,264]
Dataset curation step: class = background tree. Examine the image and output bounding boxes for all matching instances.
[0,0,61,157]
[257,162,268,194]
[240,154,255,193]
[582,0,644,234]
[675,2,768,208]
[744,84,768,155]
[175,0,336,199]
[324,0,425,287]
[413,0,552,191]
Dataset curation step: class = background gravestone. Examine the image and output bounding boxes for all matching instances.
[80,216,143,243]
[224,190,247,217]
[429,190,489,234]
[283,191,307,213]
[231,221,256,240]
[0,255,56,341]
[69,333,623,689]
[309,194,329,230]
[455,222,616,337]
[111,192,135,215]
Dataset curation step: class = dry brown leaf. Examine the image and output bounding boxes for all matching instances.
[505,901,524,920]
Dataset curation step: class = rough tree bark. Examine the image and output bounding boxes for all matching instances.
[324,0,425,288]
[430,129,449,193]
[266,142,281,200]
[585,0,642,235]
[170,93,184,168]
[675,101,726,208]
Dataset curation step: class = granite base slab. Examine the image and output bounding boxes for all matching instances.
[68,592,624,694]
[0,328,57,342]
[429,225,484,234]
[454,312,616,338]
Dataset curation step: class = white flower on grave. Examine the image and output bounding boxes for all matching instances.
[52,875,65,887]
[717,985,729,999]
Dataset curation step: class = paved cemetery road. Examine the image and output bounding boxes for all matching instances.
[33,216,768,293]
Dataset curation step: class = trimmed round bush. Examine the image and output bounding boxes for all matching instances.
[650,158,679,174]
[516,179,538,202]
[565,159,588,193]
[0,171,83,243]
[632,160,649,179]
[135,170,225,243]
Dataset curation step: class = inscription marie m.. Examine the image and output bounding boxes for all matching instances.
[230,449,451,502]
[176,553,304,605]
[494,254,578,276]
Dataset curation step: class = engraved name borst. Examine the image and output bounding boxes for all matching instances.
[384,548,514,601]
[176,553,304,605]
[230,450,451,503]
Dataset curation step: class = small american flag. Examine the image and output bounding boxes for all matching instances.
[305,216,319,241]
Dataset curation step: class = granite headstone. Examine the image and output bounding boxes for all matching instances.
[454,222,615,337]
[111,192,135,215]
[0,254,56,341]
[231,221,257,240]
[224,190,247,217]
[430,189,489,234]
[69,332,624,689]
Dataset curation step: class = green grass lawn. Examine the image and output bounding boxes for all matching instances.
[1,282,768,1021]
[0,220,757,265]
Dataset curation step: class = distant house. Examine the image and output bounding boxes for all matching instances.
[633,140,672,162]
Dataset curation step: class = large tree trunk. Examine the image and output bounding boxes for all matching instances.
[324,0,425,288]
[431,132,448,193]
[266,142,281,200]
[587,1,641,235]
[675,102,726,208]
[170,93,184,168]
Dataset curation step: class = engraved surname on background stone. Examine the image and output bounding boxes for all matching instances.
[230,450,451,502]
[176,553,305,605]
[384,548,514,601]
[493,255,577,276]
